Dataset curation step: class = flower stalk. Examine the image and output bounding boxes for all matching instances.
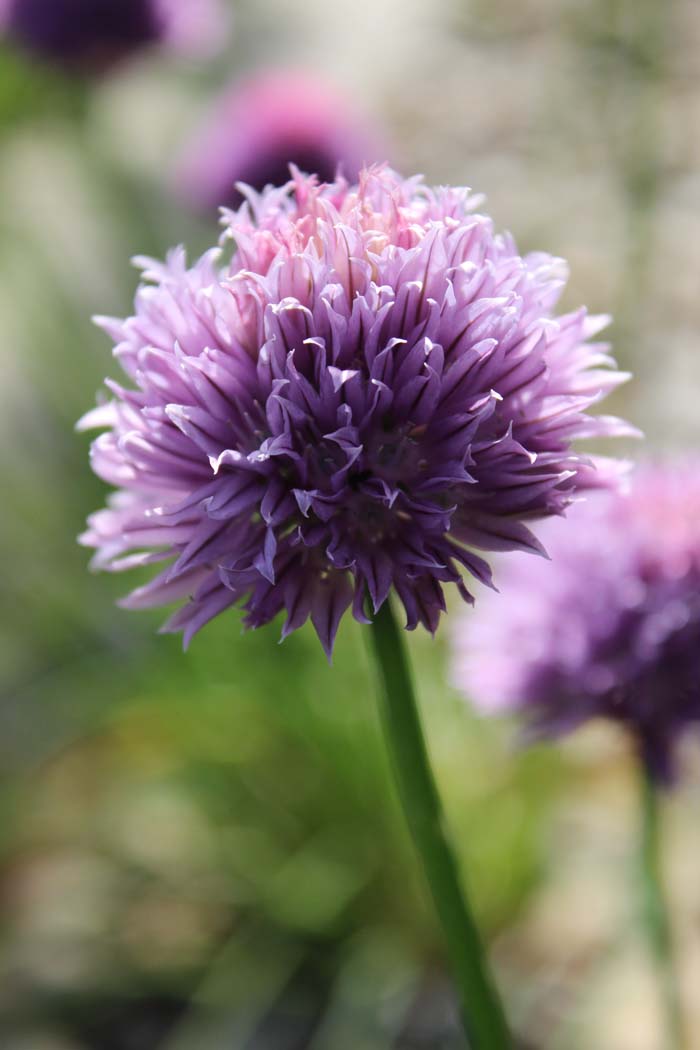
[368,599,512,1049]
[639,768,685,1050]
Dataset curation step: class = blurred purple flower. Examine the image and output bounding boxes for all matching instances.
[450,464,700,783]
[80,167,632,657]
[3,0,226,72]
[175,70,382,211]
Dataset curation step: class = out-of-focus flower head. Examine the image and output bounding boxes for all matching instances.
[451,464,700,783]
[2,0,226,72]
[175,69,383,212]
[80,166,633,658]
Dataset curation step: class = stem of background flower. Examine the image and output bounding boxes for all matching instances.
[367,599,512,1049]
[639,767,684,1050]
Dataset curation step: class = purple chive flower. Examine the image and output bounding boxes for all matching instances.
[175,70,382,212]
[450,464,700,783]
[79,166,633,658]
[3,0,225,71]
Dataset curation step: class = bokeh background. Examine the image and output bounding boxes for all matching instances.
[1,1,699,1048]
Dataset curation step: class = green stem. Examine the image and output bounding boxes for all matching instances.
[639,768,684,1050]
[367,599,512,1049]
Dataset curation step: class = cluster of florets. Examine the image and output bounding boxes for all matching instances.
[452,464,700,782]
[81,166,632,656]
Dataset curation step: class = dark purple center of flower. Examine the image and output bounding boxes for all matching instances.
[527,578,700,784]
[225,144,353,208]
[7,0,161,68]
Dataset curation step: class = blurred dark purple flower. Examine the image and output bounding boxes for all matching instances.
[175,70,382,211]
[80,167,632,657]
[3,0,226,71]
[451,464,700,783]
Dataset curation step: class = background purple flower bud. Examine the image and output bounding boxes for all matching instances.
[3,0,226,72]
[80,167,633,658]
[175,70,383,212]
[451,464,700,783]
